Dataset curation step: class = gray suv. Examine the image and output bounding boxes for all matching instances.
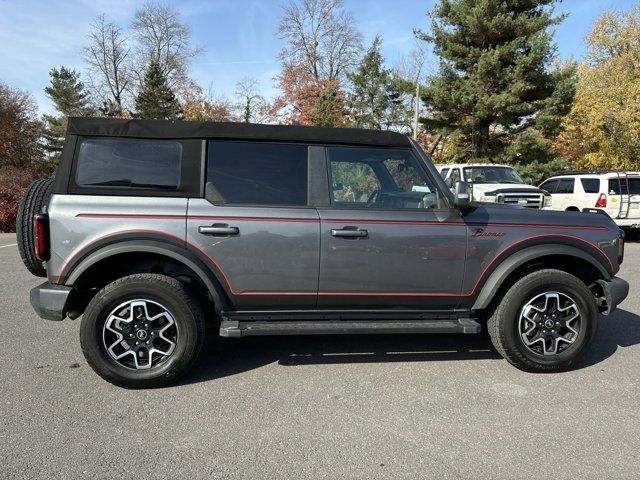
[19,117,629,388]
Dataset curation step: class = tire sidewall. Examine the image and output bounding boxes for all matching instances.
[80,277,201,387]
[501,275,598,367]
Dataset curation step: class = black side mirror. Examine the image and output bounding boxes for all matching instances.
[454,181,472,210]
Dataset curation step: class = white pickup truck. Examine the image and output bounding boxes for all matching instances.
[436,163,550,209]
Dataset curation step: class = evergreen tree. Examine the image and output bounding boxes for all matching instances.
[418,0,576,172]
[347,36,391,129]
[134,59,182,120]
[310,87,345,127]
[42,67,91,159]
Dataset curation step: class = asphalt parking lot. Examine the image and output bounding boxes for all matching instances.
[1,232,639,479]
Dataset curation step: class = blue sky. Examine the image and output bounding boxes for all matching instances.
[0,0,636,115]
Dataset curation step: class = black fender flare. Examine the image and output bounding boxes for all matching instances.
[471,243,611,310]
[64,239,231,311]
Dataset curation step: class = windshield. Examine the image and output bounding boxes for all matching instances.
[463,166,525,184]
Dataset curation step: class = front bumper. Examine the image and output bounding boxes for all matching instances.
[30,281,72,321]
[596,277,629,315]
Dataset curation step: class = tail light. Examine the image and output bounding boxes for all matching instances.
[618,231,625,265]
[595,193,607,208]
[33,213,50,261]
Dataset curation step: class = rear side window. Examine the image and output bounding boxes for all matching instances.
[207,141,308,206]
[556,179,574,194]
[580,178,600,193]
[75,138,182,190]
[609,178,640,195]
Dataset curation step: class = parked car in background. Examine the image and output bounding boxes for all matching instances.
[436,163,550,209]
[539,170,640,235]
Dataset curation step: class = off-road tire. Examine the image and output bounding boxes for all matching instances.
[80,274,205,388]
[16,178,54,277]
[488,269,598,372]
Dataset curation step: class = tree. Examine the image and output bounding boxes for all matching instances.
[418,0,576,174]
[133,59,181,119]
[0,82,44,171]
[346,36,392,129]
[273,0,362,124]
[178,79,234,122]
[556,5,640,170]
[234,78,266,123]
[84,14,132,116]
[42,67,92,160]
[132,2,202,88]
[311,87,345,127]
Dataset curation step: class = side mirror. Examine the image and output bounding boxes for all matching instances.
[332,182,344,191]
[527,178,534,185]
[454,181,472,210]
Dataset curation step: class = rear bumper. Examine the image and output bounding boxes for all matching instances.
[596,277,629,315]
[30,281,72,321]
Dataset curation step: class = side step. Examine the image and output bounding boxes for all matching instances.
[220,318,481,338]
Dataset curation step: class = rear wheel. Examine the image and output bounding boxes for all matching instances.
[80,274,205,388]
[16,178,53,277]
[488,269,598,372]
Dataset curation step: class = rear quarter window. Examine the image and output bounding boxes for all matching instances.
[74,138,182,190]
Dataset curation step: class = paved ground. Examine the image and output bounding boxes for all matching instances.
[0,232,639,479]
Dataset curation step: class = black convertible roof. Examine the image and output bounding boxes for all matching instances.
[67,117,411,147]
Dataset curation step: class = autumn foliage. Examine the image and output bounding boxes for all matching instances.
[556,5,640,170]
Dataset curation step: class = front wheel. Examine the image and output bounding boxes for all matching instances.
[80,274,205,388]
[488,269,598,372]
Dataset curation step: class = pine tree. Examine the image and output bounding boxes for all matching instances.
[134,59,182,120]
[42,67,91,159]
[347,36,391,129]
[310,87,345,127]
[418,0,576,173]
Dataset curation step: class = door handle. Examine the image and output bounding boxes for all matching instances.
[331,228,368,238]
[198,225,239,236]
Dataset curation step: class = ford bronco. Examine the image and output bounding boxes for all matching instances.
[19,118,629,388]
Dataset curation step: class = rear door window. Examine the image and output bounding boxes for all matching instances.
[556,179,574,194]
[207,141,308,206]
[580,178,600,193]
[75,138,182,190]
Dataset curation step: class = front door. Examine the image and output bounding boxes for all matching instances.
[187,141,320,309]
[317,146,467,309]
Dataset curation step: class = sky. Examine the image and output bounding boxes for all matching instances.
[0,0,636,115]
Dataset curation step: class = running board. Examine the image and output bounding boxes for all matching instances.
[219,318,481,338]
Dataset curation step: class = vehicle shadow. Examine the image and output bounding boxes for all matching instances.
[578,308,640,369]
[179,308,640,385]
[180,329,500,386]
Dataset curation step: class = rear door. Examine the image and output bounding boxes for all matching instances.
[317,146,467,309]
[187,141,320,309]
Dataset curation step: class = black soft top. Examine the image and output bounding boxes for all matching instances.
[67,117,411,147]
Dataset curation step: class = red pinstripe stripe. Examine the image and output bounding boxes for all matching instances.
[75,213,609,231]
[56,230,613,297]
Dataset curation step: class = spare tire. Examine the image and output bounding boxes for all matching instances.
[16,179,54,277]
